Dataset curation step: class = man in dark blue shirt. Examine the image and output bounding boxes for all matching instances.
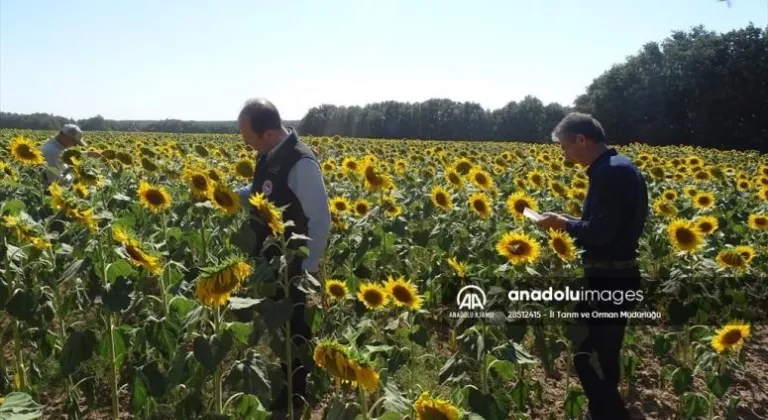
[537,112,648,420]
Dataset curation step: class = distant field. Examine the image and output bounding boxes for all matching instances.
[1,129,766,419]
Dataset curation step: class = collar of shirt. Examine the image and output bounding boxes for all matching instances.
[586,148,617,177]
[263,127,296,160]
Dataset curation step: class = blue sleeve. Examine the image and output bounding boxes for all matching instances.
[565,167,623,247]
[236,184,252,208]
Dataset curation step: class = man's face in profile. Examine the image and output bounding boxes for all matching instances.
[556,134,586,165]
[239,117,279,153]
[59,133,77,148]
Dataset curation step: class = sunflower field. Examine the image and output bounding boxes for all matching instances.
[0,129,766,420]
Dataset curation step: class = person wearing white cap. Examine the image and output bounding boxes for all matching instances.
[41,123,88,184]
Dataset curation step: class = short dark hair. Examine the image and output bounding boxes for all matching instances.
[239,98,282,135]
[552,112,606,144]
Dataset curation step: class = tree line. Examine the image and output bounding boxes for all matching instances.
[1,25,765,151]
[300,25,767,151]
[0,113,302,134]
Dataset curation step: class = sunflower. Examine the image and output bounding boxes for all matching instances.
[49,182,72,213]
[571,179,587,190]
[73,183,89,199]
[653,197,678,218]
[359,161,393,193]
[413,392,461,420]
[185,170,212,199]
[112,225,134,244]
[2,215,34,241]
[662,190,678,201]
[446,257,467,278]
[341,157,359,173]
[137,181,172,213]
[357,282,389,310]
[9,136,44,166]
[352,362,380,393]
[506,191,538,220]
[430,185,453,211]
[313,340,379,392]
[747,214,768,230]
[329,197,351,213]
[384,275,423,310]
[648,166,666,180]
[758,187,768,202]
[61,148,82,166]
[31,237,52,251]
[116,234,163,275]
[209,183,241,216]
[667,219,704,252]
[693,192,715,210]
[194,144,209,158]
[693,170,711,181]
[207,168,222,183]
[716,249,747,271]
[0,161,17,181]
[548,229,576,262]
[69,207,98,232]
[468,166,494,190]
[453,158,473,175]
[321,161,335,173]
[248,192,285,236]
[354,199,371,217]
[234,159,255,179]
[324,280,349,301]
[496,231,541,265]
[684,186,698,197]
[569,188,587,202]
[566,201,583,218]
[330,210,347,231]
[444,168,464,189]
[194,257,253,307]
[394,159,407,175]
[514,177,527,190]
[116,152,133,166]
[375,195,401,218]
[711,321,751,354]
[733,245,755,264]
[527,170,545,189]
[140,157,159,173]
[468,192,492,220]
[549,181,569,198]
[694,216,718,235]
[735,179,751,192]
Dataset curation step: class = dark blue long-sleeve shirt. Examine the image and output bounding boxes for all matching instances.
[565,148,649,261]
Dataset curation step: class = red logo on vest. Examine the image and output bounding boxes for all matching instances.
[262,179,273,196]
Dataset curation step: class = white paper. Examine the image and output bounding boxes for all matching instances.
[523,207,543,221]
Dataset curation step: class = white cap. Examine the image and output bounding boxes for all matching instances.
[60,124,86,146]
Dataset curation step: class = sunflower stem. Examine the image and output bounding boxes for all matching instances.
[214,306,223,414]
[106,312,120,420]
[12,320,27,391]
[159,212,169,317]
[359,387,369,420]
[200,210,208,265]
[281,236,295,419]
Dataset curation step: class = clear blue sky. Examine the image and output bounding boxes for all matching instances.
[1,0,765,121]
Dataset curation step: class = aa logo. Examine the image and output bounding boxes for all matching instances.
[457,285,487,310]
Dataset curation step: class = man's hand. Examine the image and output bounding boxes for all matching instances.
[536,212,569,232]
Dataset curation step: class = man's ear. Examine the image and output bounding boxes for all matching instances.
[575,134,586,145]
